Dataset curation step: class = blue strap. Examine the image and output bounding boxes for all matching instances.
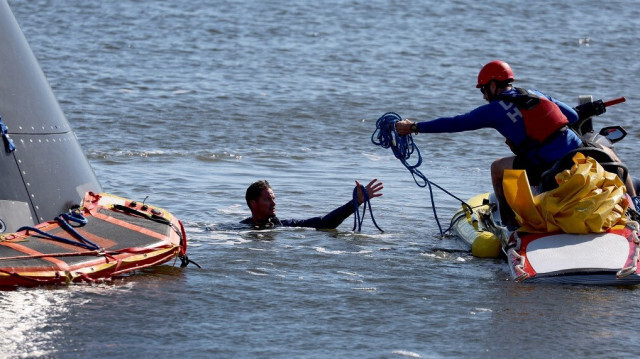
[18,210,100,251]
[0,116,16,153]
[352,184,383,232]
[58,210,89,226]
[371,112,471,236]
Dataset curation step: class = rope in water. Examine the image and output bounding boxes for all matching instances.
[352,184,384,232]
[371,112,471,236]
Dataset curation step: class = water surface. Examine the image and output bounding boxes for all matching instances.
[2,0,640,357]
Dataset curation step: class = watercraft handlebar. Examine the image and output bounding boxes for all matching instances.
[604,97,626,107]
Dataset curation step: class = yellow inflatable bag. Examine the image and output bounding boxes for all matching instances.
[503,152,628,234]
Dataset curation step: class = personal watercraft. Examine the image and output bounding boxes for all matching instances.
[451,96,640,285]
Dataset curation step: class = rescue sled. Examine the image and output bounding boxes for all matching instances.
[0,192,187,287]
[451,192,640,285]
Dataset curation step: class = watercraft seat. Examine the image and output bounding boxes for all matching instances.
[539,147,629,192]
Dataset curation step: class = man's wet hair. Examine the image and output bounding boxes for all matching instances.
[246,180,271,207]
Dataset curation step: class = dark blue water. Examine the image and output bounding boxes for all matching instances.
[2,0,640,357]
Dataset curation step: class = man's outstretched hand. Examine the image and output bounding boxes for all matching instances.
[355,178,384,205]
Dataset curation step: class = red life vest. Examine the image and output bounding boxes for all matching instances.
[499,88,569,143]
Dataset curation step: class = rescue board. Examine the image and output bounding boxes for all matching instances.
[452,193,640,285]
[0,192,187,287]
[505,224,640,285]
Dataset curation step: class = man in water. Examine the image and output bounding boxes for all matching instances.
[394,60,634,225]
[241,179,383,229]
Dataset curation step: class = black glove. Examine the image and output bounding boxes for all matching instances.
[574,99,606,121]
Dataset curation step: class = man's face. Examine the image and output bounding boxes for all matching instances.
[481,82,493,102]
[481,86,489,102]
[251,188,276,220]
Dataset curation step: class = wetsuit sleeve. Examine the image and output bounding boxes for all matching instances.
[414,91,579,135]
[415,104,498,134]
[280,201,354,229]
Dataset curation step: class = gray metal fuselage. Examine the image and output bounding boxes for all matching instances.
[0,1,101,233]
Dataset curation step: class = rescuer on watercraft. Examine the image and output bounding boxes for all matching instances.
[395,60,635,226]
[241,178,383,229]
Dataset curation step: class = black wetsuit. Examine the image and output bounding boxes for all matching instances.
[240,201,354,230]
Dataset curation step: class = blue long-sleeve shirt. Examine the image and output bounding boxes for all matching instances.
[416,88,581,165]
[240,201,355,230]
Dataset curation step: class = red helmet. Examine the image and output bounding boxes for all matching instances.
[476,60,514,88]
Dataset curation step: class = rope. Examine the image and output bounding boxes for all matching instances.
[179,254,202,268]
[0,246,164,262]
[0,244,185,284]
[111,204,199,268]
[14,196,199,270]
[352,184,384,232]
[371,112,471,236]
[17,210,100,251]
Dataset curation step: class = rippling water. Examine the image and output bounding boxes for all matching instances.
[2,0,640,357]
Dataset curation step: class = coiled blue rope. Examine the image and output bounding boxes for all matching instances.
[371,112,426,186]
[371,112,471,236]
[352,184,383,232]
[17,210,100,251]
